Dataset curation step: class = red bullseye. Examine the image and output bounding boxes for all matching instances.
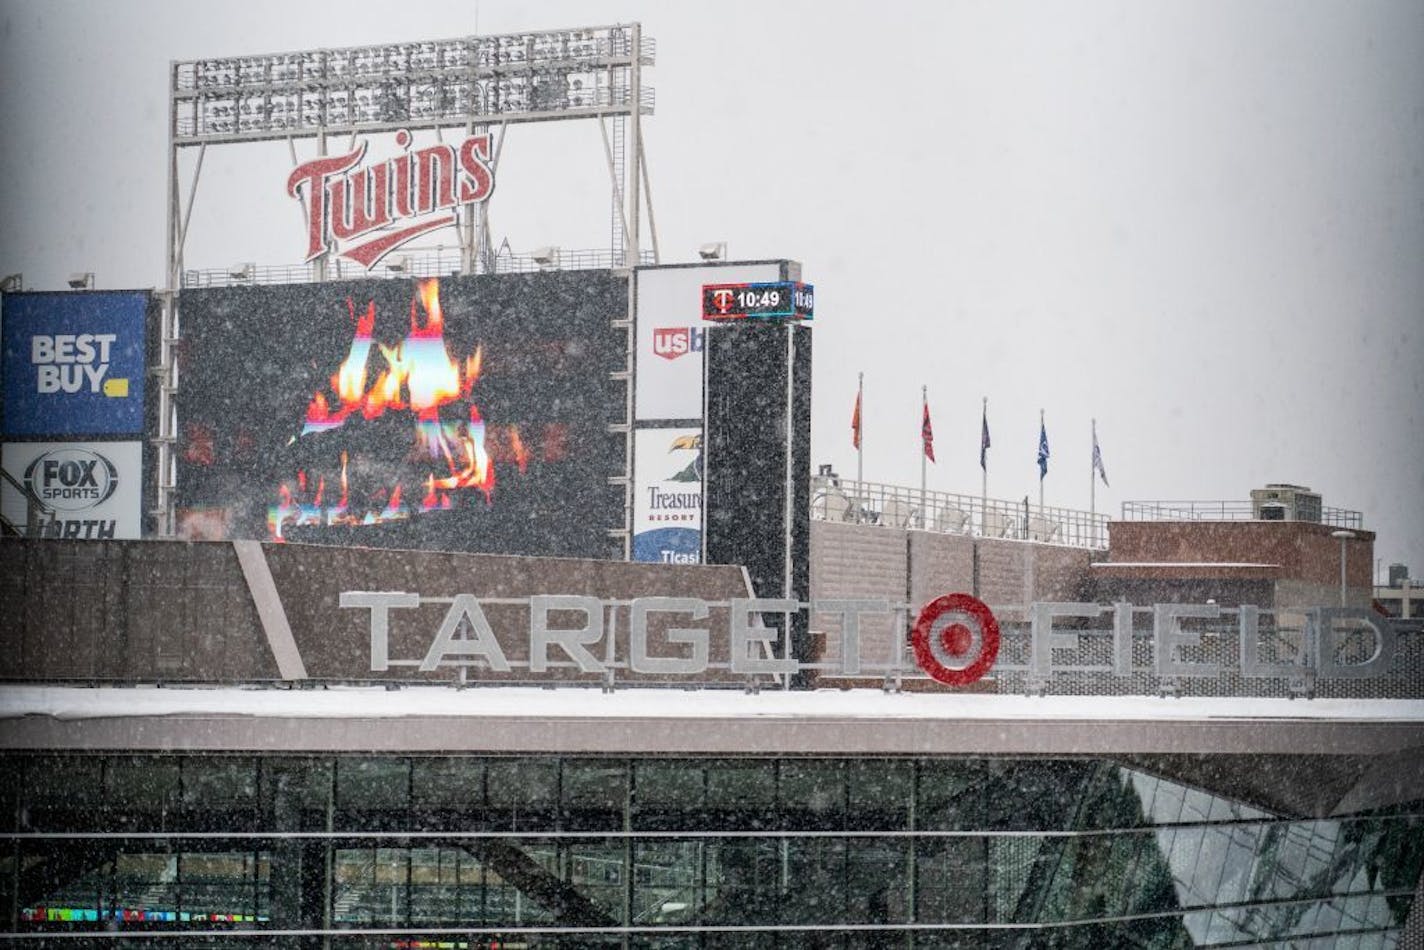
[941,622,973,657]
[911,593,1000,686]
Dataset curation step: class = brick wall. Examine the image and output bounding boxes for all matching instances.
[1108,521,1374,588]
[1106,521,1375,603]
[810,523,1095,671]
[810,520,908,669]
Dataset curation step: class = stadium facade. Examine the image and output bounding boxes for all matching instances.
[1,536,1421,947]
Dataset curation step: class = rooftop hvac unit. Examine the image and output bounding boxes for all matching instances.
[1250,484,1322,522]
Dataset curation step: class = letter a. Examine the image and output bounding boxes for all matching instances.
[420,595,511,672]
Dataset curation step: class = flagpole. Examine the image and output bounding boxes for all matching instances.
[920,385,928,529]
[980,397,988,536]
[856,372,864,489]
[1090,417,1097,531]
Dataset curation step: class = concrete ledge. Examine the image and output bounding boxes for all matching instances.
[3,687,1422,757]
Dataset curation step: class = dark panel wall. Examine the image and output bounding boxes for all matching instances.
[0,539,752,685]
[703,322,812,670]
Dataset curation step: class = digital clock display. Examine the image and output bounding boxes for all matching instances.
[701,281,814,321]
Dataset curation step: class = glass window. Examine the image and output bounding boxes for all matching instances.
[181,757,258,808]
[107,756,181,809]
[487,758,558,807]
[845,759,911,832]
[780,759,843,830]
[917,759,990,830]
[632,839,700,925]
[700,837,783,925]
[704,760,775,830]
[336,757,410,810]
[259,756,333,818]
[562,760,627,831]
[633,759,704,831]
[410,757,484,808]
[845,836,910,924]
[917,836,993,924]
[179,850,269,922]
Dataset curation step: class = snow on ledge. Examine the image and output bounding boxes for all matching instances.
[2,685,1422,724]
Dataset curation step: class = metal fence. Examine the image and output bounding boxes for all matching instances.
[182,247,654,289]
[811,475,1110,549]
[1121,500,1363,529]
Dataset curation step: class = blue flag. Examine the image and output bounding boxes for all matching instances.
[1037,419,1050,480]
[1092,420,1109,487]
[980,405,991,470]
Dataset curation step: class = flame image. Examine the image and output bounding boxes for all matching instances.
[268,278,500,541]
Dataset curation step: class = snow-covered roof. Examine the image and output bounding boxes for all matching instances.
[3,686,1421,757]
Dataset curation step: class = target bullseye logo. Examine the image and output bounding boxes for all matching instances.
[911,593,1000,686]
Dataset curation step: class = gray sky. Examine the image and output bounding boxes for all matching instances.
[2,0,1421,574]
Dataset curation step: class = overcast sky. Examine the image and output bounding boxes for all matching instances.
[1,0,1420,575]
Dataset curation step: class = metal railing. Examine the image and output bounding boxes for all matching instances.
[810,476,1110,549]
[182,247,654,289]
[1121,500,1363,529]
[0,467,52,538]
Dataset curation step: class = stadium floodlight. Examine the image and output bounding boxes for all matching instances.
[698,242,727,261]
[67,272,95,290]
[0,273,21,293]
[228,263,255,280]
[171,25,654,146]
[385,255,410,274]
[531,246,560,266]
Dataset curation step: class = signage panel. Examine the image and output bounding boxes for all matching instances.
[286,129,495,269]
[337,591,1410,685]
[634,263,780,422]
[1,441,143,539]
[701,281,814,321]
[632,426,703,564]
[1,292,147,437]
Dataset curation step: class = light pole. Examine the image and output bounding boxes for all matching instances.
[1330,529,1356,606]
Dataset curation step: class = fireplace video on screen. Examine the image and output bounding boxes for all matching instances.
[175,271,626,559]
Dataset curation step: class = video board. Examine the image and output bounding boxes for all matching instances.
[174,272,626,558]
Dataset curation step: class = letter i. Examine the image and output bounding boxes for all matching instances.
[393,129,414,218]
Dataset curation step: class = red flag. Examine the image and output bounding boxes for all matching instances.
[851,390,862,449]
[922,398,935,462]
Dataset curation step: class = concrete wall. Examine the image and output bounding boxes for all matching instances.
[0,539,756,686]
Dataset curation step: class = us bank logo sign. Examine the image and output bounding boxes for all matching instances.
[1,292,146,437]
[650,325,704,361]
[287,129,495,269]
[632,426,702,563]
[0,441,143,539]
